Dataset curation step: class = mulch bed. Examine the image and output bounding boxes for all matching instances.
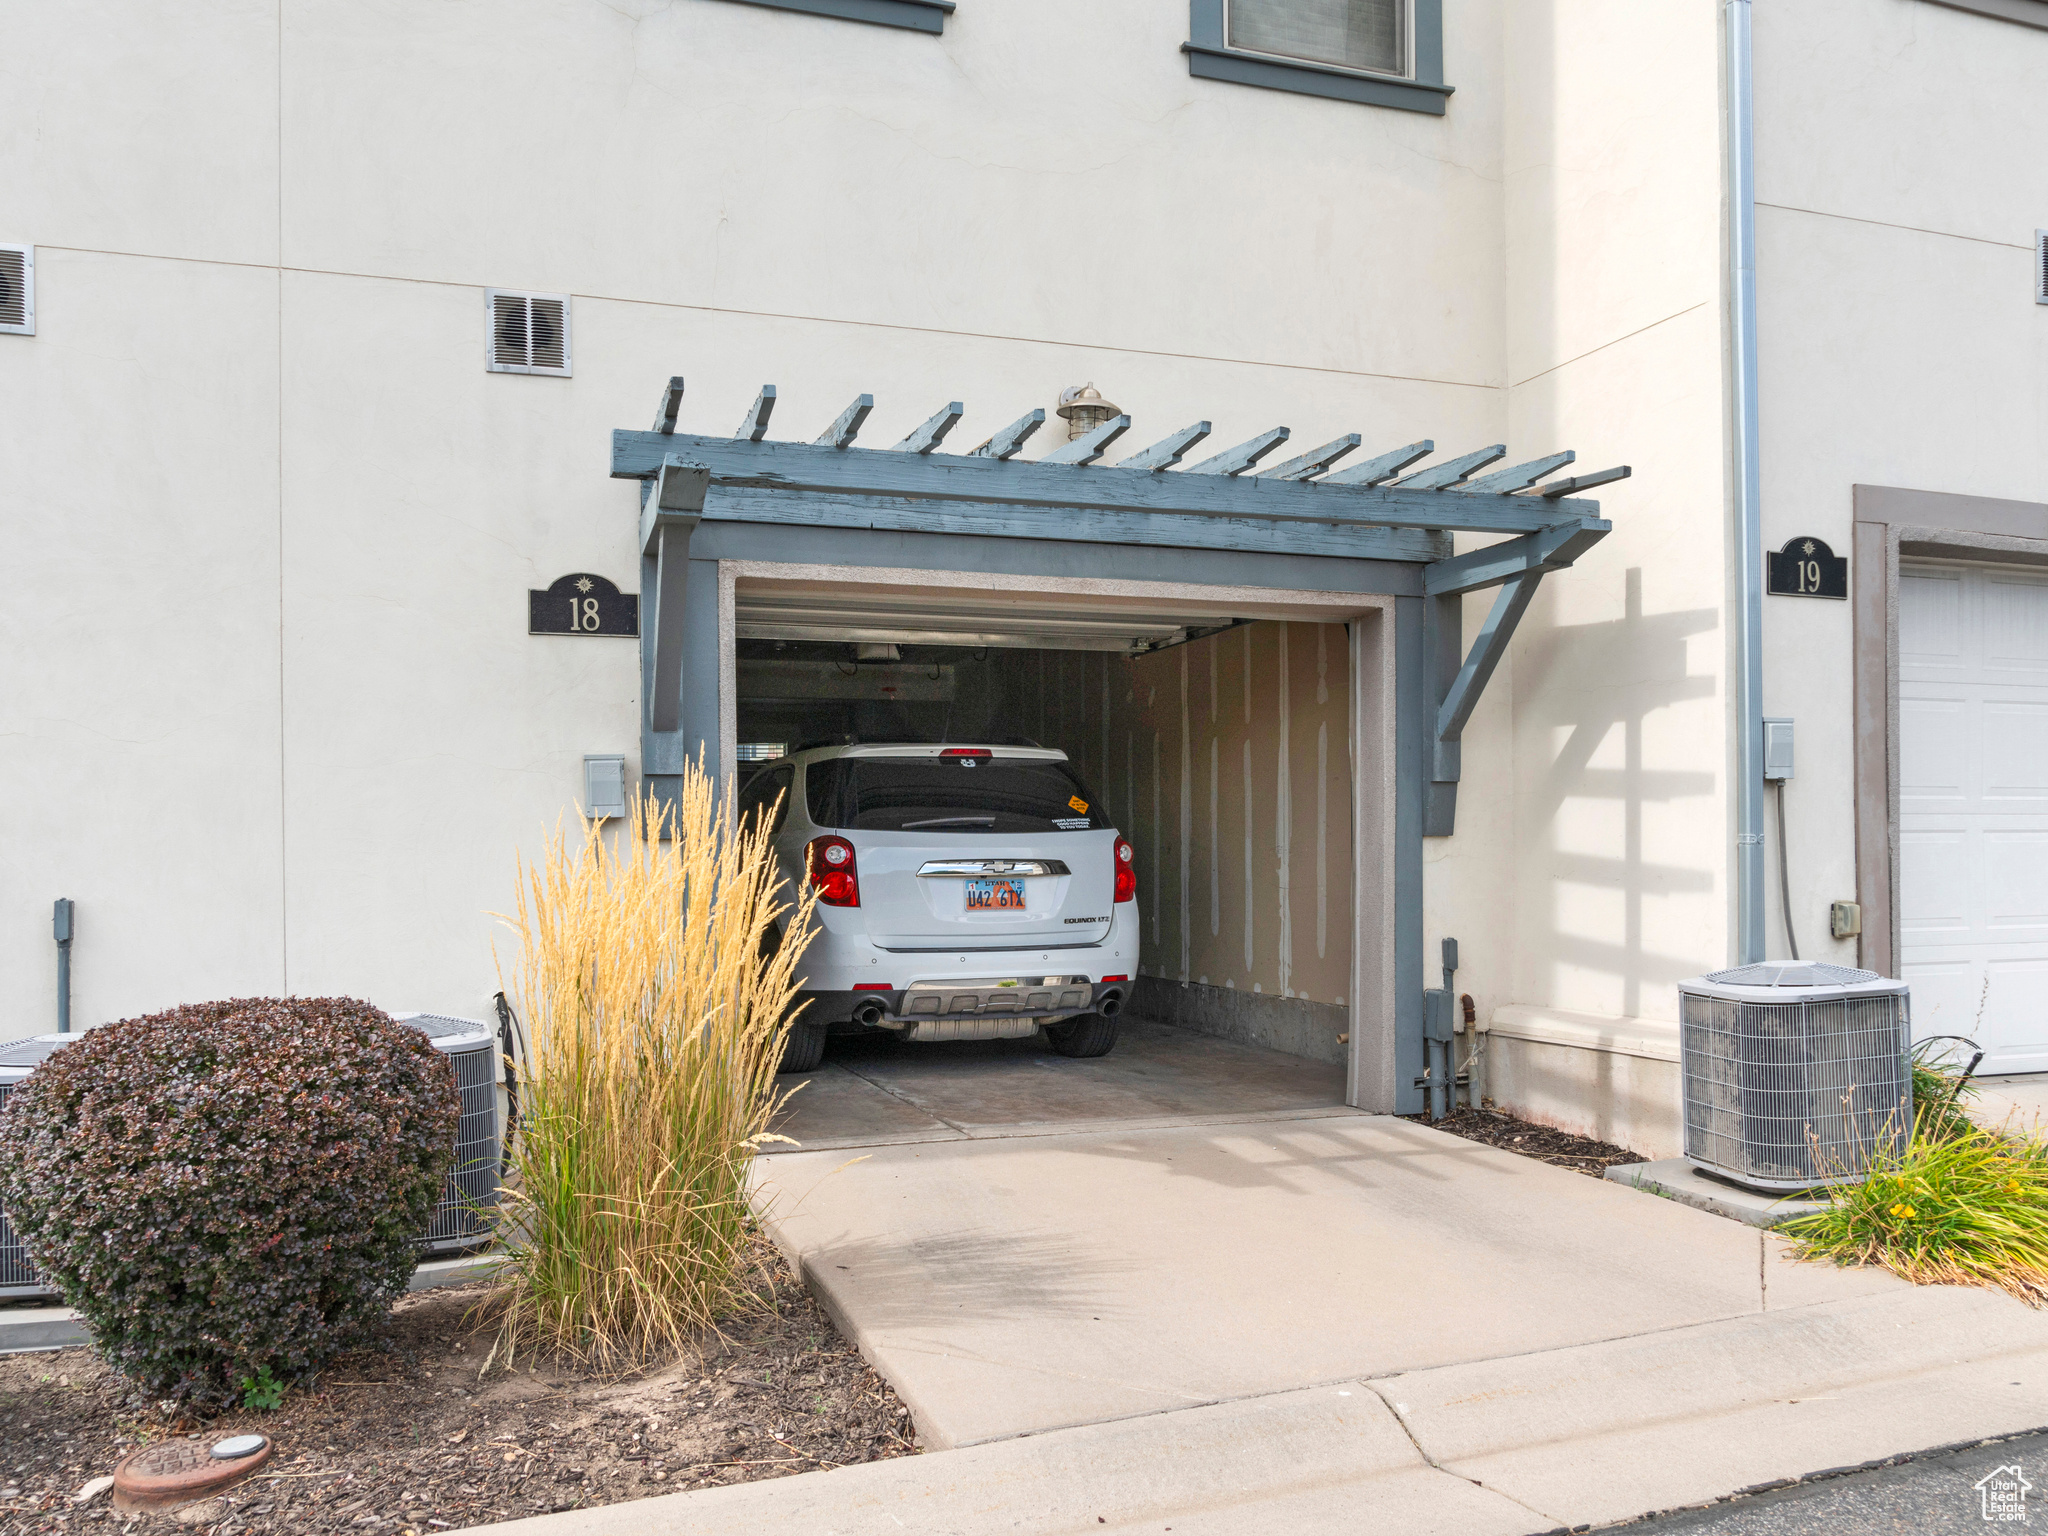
[0,1244,915,1534]
[1409,1103,1649,1176]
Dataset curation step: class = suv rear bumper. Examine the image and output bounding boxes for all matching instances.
[795,978,1129,1033]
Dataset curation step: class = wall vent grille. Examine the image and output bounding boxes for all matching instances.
[2038,230,2048,305]
[0,245,34,335]
[487,288,571,376]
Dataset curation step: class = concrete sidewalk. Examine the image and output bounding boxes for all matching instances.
[471,1076,2048,1534]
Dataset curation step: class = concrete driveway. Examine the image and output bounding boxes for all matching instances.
[483,1020,2048,1535]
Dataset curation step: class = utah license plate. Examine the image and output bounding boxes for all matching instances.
[965,877,1027,911]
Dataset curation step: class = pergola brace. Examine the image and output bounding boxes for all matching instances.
[1423,518,1609,597]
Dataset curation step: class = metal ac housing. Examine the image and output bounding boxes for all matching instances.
[1679,962,1911,1192]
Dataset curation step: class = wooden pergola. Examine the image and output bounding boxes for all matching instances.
[608,377,1627,1111]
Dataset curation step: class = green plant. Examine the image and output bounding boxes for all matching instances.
[492,763,815,1371]
[0,997,459,1410]
[1912,1040,1981,1143]
[1780,1124,2048,1304]
[240,1366,284,1412]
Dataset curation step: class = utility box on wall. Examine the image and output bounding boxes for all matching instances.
[583,755,627,821]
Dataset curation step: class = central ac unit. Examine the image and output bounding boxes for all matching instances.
[0,1034,77,1298]
[1679,962,1912,1192]
[392,1013,503,1254]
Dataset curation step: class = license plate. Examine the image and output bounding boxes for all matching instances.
[965,877,1028,911]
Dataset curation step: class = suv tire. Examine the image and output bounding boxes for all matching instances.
[1045,1013,1118,1059]
[778,1019,828,1074]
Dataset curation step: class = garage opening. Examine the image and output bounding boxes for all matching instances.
[730,577,1358,1103]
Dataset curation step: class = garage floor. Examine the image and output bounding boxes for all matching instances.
[765,1015,1350,1153]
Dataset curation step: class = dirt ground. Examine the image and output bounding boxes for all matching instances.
[1413,1102,1649,1176]
[0,1247,914,1534]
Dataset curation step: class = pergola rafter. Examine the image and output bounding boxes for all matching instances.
[613,379,1628,836]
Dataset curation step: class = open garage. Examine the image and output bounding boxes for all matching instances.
[615,381,1616,1117]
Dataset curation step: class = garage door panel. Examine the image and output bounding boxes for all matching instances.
[1982,703,2048,800]
[1899,959,1978,1041]
[1899,569,1963,668]
[1901,560,2048,1072]
[1986,830,2048,937]
[1985,573,2048,674]
[1897,697,1968,804]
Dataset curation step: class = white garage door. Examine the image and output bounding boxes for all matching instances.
[1899,559,2048,1075]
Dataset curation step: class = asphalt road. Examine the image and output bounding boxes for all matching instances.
[1623,1428,2048,1533]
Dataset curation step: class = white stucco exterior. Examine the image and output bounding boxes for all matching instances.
[3,1,2042,1146]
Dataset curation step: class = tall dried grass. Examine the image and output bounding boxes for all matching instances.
[491,764,814,1369]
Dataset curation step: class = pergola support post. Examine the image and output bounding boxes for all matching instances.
[640,460,719,826]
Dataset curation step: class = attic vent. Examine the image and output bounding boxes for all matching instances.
[2038,230,2048,305]
[486,288,571,376]
[0,245,34,336]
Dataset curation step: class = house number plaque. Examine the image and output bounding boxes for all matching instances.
[1766,537,1847,600]
[529,573,639,636]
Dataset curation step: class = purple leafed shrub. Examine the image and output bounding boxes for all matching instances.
[0,998,458,1409]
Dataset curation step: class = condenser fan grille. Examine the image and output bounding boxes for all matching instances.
[1681,984,1910,1190]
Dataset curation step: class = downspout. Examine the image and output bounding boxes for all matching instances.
[1726,0,1767,964]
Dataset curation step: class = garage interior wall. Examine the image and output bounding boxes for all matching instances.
[977,622,1355,1064]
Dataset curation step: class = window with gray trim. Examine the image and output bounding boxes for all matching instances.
[713,0,952,33]
[1184,0,1449,115]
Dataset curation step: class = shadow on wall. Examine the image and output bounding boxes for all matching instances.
[1512,568,1720,1019]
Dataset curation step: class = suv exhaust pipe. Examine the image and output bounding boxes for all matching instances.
[1098,990,1123,1018]
[853,999,887,1027]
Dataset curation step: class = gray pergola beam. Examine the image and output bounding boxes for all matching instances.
[893,402,964,454]
[1423,519,1609,597]
[1117,421,1212,472]
[1259,433,1361,481]
[1184,427,1290,477]
[1396,444,1507,490]
[734,385,776,442]
[967,409,1045,460]
[815,395,874,448]
[610,432,1606,535]
[654,376,686,435]
[1324,440,1434,487]
[1040,413,1132,466]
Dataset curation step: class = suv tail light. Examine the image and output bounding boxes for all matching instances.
[807,835,860,906]
[1113,837,1136,904]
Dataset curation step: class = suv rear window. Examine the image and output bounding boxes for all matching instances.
[805,757,1111,833]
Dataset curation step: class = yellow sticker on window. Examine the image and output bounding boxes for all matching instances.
[1068,795,1089,814]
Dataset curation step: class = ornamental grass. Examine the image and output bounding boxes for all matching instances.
[1780,1043,2048,1304]
[491,763,814,1370]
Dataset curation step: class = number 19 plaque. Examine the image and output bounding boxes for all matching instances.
[1766,537,1847,601]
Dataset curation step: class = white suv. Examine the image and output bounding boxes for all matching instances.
[737,742,1138,1072]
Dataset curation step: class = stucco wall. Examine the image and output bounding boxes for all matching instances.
[1474,1,1731,1066]
[1752,0,2048,968]
[0,1,1510,1040]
